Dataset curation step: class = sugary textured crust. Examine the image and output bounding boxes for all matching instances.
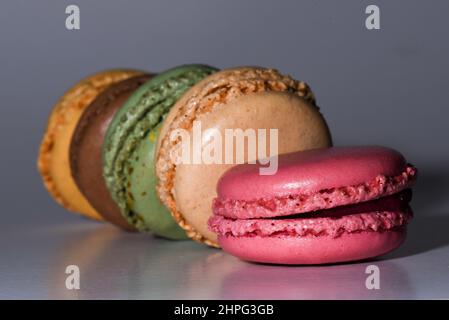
[218,228,406,265]
[37,69,141,217]
[156,67,319,247]
[213,164,417,219]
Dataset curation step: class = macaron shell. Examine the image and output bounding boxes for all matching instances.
[218,146,408,201]
[103,64,217,237]
[38,69,142,219]
[213,164,416,220]
[156,66,316,153]
[218,228,406,265]
[70,74,152,229]
[174,92,331,243]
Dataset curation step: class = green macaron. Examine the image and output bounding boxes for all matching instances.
[103,64,218,239]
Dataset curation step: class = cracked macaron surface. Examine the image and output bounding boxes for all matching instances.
[103,64,217,239]
[156,66,332,247]
[208,146,417,265]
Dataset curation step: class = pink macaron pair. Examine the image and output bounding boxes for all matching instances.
[208,146,417,265]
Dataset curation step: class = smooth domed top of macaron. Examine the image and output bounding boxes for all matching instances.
[217,146,409,201]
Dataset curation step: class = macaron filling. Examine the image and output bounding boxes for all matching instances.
[209,190,413,239]
[212,164,417,219]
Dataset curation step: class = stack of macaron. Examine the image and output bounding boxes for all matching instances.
[38,64,417,265]
[39,65,218,239]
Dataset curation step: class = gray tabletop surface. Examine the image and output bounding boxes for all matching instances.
[0,0,448,299]
[1,175,449,300]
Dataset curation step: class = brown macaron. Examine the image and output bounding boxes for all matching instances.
[70,74,152,230]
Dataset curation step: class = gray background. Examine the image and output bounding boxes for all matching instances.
[0,0,448,299]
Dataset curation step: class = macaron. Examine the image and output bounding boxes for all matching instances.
[209,146,418,264]
[70,74,153,230]
[103,64,218,239]
[156,66,332,247]
[38,69,143,220]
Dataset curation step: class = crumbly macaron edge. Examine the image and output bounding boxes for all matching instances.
[102,65,217,233]
[209,206,413,238]
[37,69,142,217]
[155,67,318,247]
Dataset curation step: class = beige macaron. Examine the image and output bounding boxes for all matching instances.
[155,66,332,247]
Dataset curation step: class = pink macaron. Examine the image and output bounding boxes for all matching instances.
[208,146,418,265]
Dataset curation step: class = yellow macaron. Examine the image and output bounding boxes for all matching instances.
[37,69,142,220]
